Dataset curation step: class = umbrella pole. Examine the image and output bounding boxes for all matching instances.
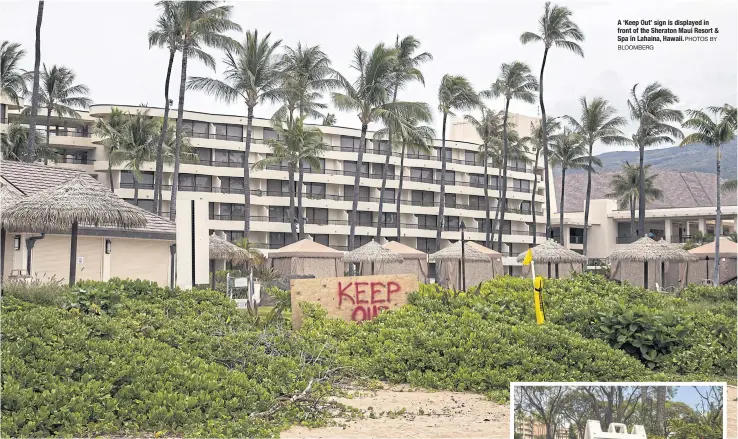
[372,261,375,275]
[661,261,665,290]
[643,260,648,289]
[69,220,78,287]
[555,263,559,279]
[210,259,216,290]
[547,262,551,278]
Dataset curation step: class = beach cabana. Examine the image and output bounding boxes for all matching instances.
[516,239,587,279]
[429,241,490,290]
[657,239,698,289]
[608,236,694,289]
[343,240,403,275]
[467,242,505,278]
[687,238,738,284]
[268,239,344,278]
[208,233,257,289]
[1,175,147,285]
[377,241,430,282]
[0,184,23,284]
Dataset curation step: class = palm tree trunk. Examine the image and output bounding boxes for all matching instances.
[436,113,448,250]
[539,47,551,238]
[154,47,175,215]
[133,178,139,203]
[376,141,392,241]
[713,145,722,284]
[298,165,305,238]
[497,100,511,252]
[44,109,51,165]
[288,164,298,242]
[244,105,254,237]
[26,1,44,162]
[483,151,491,247]
[170,39,189,221]
[107,157,115,192]
[349,124,368,251]
[491,191,502,249]
[629,194,636,238]
[655,387,666,435]
[396,140,406,241]
[559,167,566,245]
[637,141,646,237]
[583,141,594,255]
[532,147,541,245]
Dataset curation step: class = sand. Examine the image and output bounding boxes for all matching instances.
[282,384,510,439]
[728,385,737,439]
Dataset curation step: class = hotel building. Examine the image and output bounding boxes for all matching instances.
[1,98,547,275]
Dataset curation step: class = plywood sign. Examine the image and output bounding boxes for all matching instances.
[290,273,419,329]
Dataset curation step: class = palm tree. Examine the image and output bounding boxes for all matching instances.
[1,122,54,162]
[607,162,663,238]
[723,179,737,192]
[24,65,93,165]
[233,237,265,269]
[520,2,584,239]
[322,113,336,126]
[484,61,538,252]
[109,111,159,203]
[169,1,241,221]
[252,117,328,241]
[26,1,45,162]
[437,75,480,249]
[274,43,338,236]
[332,44,429,250]
[549,127,600,242]
[465,107,504,247]
[563,97,628,255]
[94,108,128,191]
[627,82,683,237]
[375,35,433,242]
[529,117,561,245]
[1,41,29,106]
[149,1,182,215]
[680,105,736,284]
[188,29,280,237]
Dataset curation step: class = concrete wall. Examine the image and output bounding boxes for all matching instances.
[175,197,210,289]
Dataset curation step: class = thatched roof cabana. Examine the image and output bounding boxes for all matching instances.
[429,241,489,262]
[608,236,692,289]
[372,241,429,282]
[209,233,253,262]
[430,241,490,290]
[687,238,738,285]
[0,184,24,288]
[343,240,403,275]
[1,175,147,285]
[515,239,587,279]
[268,239,344,278]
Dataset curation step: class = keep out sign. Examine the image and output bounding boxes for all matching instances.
[290,274,419,329]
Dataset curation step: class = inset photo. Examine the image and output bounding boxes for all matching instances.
[512,382,727,439]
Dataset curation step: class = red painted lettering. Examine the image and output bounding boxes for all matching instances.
[386,281,401,302]
[354,282,369,304]
[338,282,354,306]
[351,306,368,321]
[370,282,386,303]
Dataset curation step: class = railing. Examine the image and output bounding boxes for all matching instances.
[508,186,533,194]
[671,235,693,243]
[58,158,92,165]
[119,182,155,190]
[50,131,92,138]
[616,236,637,244]
[569,235,584,244]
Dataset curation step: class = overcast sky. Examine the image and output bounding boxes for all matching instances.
[2,0,736,153]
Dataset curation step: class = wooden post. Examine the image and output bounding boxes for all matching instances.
[69,220,79,286]
[643,260,648,289]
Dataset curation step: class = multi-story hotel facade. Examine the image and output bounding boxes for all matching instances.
[1,98,547,274]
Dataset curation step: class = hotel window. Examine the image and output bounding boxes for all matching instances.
[509,159,527,171]
[469,195,484,210]
[355,211,373,226]
[512,179,530,192]
[125,199,155,213]
[489,175,500,189]
[121,171,154,189]
[344,161,369,177]
[436,170,455,184]
[196,148,211,165]
[267,179,293,196]
[219,203,245,220]
[520,201,532,214]
[178,174,211,191]
[374,139,390,155]
[301,158,325,174]
[263,127,280,141]
[340,135,363,152]
[305,208,328,225]
[469,174,486,188]
[313,234,330,247]
[373,163,395,178]
[214,123,243,141]
[269,232,295,248]
[436,147,452,161]
[410,167,433,183]
[344,185,370,201]
[411,190,434,206]
[445,193,456,208]
[444,216,460,231]
[465,150,479,165]
[269,206,293,222]
[356,235,372,247]
[406,146,429,159]
[220,177,244,194]
[225,231,244,243]
[380,212,396,226]
[213,150,245,167]
[416,237,436,254]
[417,215,437,230]
[382,188,396,202]
[304,182,326,199]
[183,120,209,139]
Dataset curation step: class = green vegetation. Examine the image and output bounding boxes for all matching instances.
[2,274,735,437]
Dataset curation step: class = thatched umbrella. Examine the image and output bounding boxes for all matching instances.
[1,175,147,285]
[342,240,403,275]
[516,239,587,278]
[0,184,23,287]
[657,238,698,287]
[608,236,691,289]
[208,233,256,289]
[429,241,489,290]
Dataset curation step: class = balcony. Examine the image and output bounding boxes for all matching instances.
[50,131,92,138]
[58,157,93,165]
[671,235,694,243]
[616,236,637,244]
[120,182,155,190]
